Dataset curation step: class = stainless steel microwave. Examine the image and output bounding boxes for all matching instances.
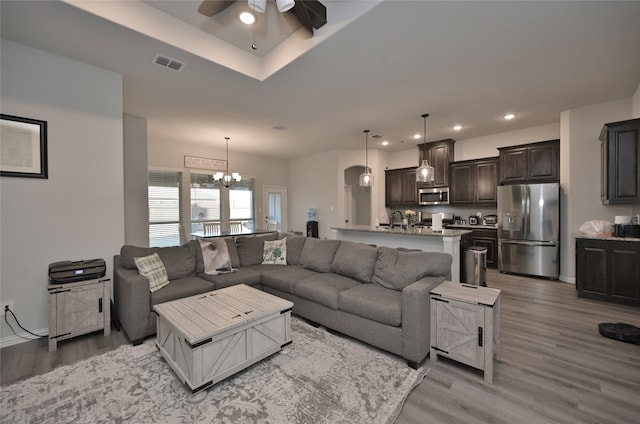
[418,187,449,205]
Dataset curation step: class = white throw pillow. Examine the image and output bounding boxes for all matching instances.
[199,239,233,275]
[262,238,287,265]
[133,252,170,293]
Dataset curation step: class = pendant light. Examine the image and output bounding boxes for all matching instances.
[359,129,374,187]
[416,113,435,183]
[213,137,242,188]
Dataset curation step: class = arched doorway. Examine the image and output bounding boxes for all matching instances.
[344,166,371,226]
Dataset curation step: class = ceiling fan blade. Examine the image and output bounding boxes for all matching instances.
[300,0,327,29]
[197,0,236,17]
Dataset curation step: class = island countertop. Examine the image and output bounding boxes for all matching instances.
[331,226,472,237]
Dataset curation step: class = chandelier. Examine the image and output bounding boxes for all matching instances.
[416,113,435,183]
[214,137,241,188]
[359,129,373,187]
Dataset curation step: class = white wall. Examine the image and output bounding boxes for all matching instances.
[0,40,124,346]
[123,114,149,246]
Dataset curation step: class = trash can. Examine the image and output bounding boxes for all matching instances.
[462,246,487,286]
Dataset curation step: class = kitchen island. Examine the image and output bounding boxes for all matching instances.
[332,226,471,283]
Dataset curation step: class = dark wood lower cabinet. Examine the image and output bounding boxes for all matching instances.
[576,238,640,306]
[456,227,498,269]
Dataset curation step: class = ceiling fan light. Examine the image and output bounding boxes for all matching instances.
[276,0,295,12]
[248,0,267,14]
[239,11,256,24]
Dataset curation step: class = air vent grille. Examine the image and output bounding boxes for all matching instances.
[153,54,185,71]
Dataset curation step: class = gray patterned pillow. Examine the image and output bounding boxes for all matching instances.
[133,253,170,293]
[262,239,287,265]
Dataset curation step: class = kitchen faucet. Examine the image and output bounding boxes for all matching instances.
[389,210,404,229]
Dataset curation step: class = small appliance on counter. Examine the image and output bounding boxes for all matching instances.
[483,214,498,225]
[614,224,640,238]
[468,215,480,225]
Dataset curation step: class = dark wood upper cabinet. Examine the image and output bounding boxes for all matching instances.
[600,117,640,204]
[498,139,559,185]
[385,167,417,207]
[418,139,455,188]
[450,157,498,205]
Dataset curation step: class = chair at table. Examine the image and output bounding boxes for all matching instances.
[266,220,279,232]
[203,222,220,236]
[229,222,243,234]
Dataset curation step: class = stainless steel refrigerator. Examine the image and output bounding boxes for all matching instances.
[497,183,560,279]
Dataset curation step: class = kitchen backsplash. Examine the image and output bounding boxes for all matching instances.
[383,205,497,223]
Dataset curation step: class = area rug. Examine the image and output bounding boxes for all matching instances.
[0,318,428,424]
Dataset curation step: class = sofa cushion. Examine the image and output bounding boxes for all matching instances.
[338,284,402,327]
[372,247,452,291]
[198,267,262,289]
[133,253,170,293]
[299,238,342,273]
[262,239,287,265]
[259,265,319,294]
[150,276,215,306]
[284,236,307,265]
[199,239,233,274]
[330,241,378,283]
[121,241,197,280]
[294,273,361,310]
[236,233,279,267]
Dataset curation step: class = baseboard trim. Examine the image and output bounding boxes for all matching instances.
[560,275,576,284]
[0,328,48,349]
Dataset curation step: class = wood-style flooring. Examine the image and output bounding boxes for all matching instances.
[1,270,639,423]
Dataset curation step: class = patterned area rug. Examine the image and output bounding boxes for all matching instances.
[1,318,428,424]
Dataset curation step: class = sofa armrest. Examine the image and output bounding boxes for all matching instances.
[113,260,152,343]
[401,276,446,364]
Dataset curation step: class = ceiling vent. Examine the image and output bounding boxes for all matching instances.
[153,54,185,71]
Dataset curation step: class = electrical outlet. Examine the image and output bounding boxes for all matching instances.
[1,301,14,313]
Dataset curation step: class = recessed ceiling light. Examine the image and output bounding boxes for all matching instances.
[381,140,389,146]
[239,11,256,25]
[503,113,516,120]
[413,133,421,139]
[453,125,463,131]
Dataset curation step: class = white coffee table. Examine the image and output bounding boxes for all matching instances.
[154,284,293,393]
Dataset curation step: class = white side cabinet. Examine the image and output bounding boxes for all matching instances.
[430,281,501,383]
[48,277,111,351]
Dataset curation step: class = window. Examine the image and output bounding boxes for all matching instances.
[230,179,255,230]
[190,173,221,233]
[148,171,181,247]
[148,171,256,246]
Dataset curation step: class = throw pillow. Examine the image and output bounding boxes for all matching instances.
[199,239,233,275]
[133,252,170,293]
[262,238,287,265]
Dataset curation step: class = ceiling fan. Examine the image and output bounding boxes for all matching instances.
[197,0,327,36]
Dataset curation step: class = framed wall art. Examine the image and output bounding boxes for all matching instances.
[1,114,48,179]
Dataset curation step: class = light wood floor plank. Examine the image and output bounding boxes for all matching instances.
[2,270,639,424]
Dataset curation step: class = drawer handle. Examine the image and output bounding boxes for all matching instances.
[478,327,483,347]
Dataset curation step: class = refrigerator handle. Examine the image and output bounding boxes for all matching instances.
[524,185,531,239]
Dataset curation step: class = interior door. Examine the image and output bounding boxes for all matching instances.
[262,186,287,232]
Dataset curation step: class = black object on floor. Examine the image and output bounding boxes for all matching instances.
[598,323,640,344]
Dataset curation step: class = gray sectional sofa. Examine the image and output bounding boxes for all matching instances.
[113,233,452,367]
